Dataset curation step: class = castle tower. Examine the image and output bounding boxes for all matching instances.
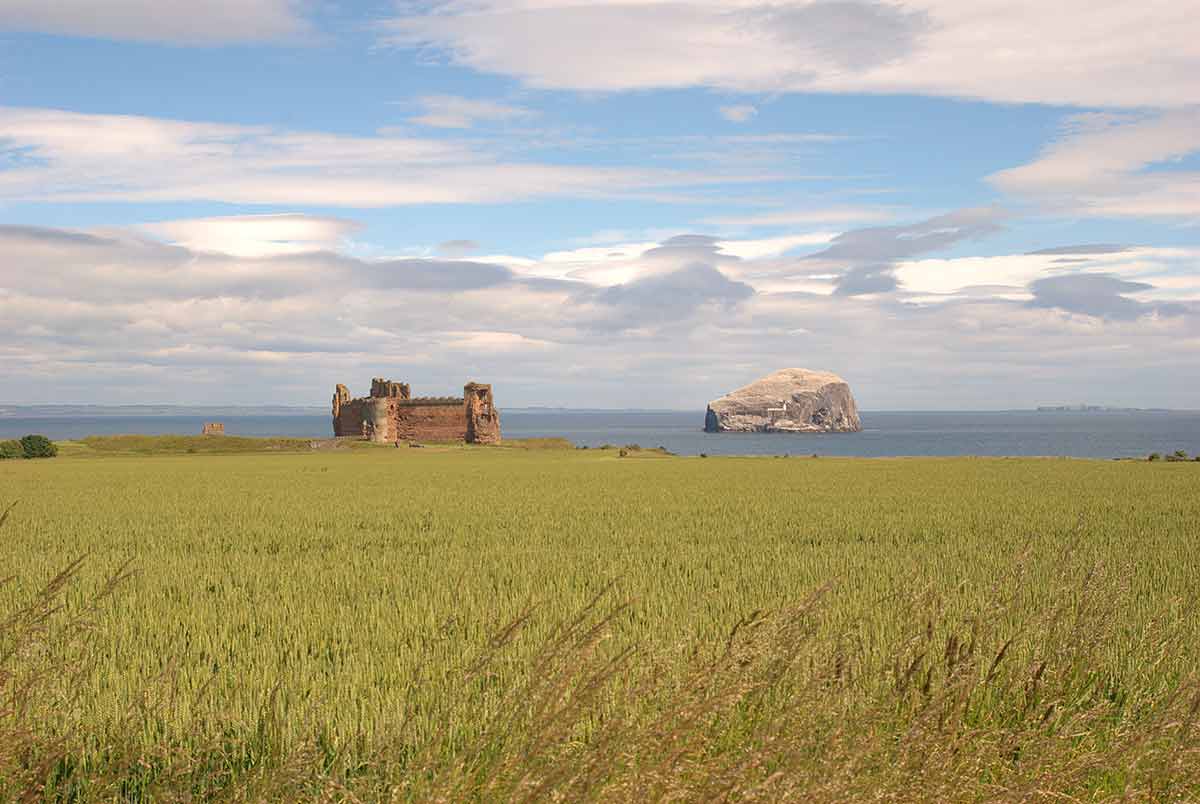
[364,396,391,443]
[332,384,351,432]
[370,378,410,399]
[464,382,501,444]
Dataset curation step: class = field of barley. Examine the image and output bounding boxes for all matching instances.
[2,441,1199,800]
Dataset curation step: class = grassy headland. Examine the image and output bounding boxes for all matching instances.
[1,448,1198,800]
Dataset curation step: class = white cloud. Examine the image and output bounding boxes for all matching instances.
[408,95,535,129]
[717,233,835,259]
[383,0,1200,108]
[719,105,757,123]
[520,233,833,285]
[1,224,1196,408]
[0,106,765,207]
[892,248,1193,299]
[444,331,558,352]
[0,0,309,44]
[804,207,1009,295]
[137,214,362,257]
[990,110,1200,219]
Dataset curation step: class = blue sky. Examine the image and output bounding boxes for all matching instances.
[1,0,1198,409]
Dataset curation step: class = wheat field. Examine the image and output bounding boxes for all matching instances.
[2,444,1199,800]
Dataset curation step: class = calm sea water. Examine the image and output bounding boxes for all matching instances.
[1,411,1197,458]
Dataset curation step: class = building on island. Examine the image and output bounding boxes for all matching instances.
[201,422,225,436]
[332,378,500,444]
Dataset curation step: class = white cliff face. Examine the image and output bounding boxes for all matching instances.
[705,369,862,433]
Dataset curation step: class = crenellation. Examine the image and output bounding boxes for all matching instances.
[399,396,464,406]
[370,378,410,399]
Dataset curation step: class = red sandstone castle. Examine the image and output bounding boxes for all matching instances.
[332,378,501,444]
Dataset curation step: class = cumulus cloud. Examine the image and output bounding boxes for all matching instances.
[511,232,833,287]
[583,264,754,331]
[0,0,310,44]
[382,0,1200,108]
[744,1,931,71]
[990,110,1200,219]
[893,246,1200,306]
[1027,244,1131,256]
[807,208,1007,262]
[436,239,481,258]
[365,258,515,292]
[802,207,1007,295]
[1029,274,1190,321]
[137,214,362,257]
[3,223,1199,409]
[0,106,764,207]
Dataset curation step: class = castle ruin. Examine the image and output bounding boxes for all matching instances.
[332,378,500,445]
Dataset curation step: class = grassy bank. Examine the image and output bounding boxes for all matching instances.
[53,434,335,457]
[52,433,578,457]
[2,450,1198,799]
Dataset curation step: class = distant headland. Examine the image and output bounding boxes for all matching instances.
[1035,404,1171,413]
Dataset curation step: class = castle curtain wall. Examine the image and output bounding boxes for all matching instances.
[332,398,367,438]
[390,400,467,442]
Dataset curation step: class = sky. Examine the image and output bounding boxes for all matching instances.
[1,0,1198,410]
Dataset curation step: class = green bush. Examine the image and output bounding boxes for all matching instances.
[19,435,57,459]
[1166,449,1190,462]
[1148,452,1161,462]
[0,440,22,460]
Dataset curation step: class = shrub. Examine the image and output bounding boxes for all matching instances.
[0,440,22,460]
[19,434,57,459]
[1148,452,1161,462]
[1166,449,1189,462]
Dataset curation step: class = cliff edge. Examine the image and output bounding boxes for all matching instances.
[705,368,862,433]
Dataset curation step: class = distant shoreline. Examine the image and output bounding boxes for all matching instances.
[0,405,1195,418]
[0,405,330,418]
[1034,405,1172,413]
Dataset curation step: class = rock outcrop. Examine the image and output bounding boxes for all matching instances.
[705,369,862,433]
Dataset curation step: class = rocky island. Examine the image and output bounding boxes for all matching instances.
[705,368,862,433]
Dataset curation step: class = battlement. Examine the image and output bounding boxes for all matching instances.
[370,378,410,399]
[332,378,500,444]
[397,396,463,406]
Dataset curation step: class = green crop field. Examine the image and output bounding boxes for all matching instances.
[2,442,1199,801]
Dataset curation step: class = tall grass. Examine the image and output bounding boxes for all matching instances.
[2,451,1198,799]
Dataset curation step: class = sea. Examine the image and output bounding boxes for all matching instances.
[2,410,1198,459]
